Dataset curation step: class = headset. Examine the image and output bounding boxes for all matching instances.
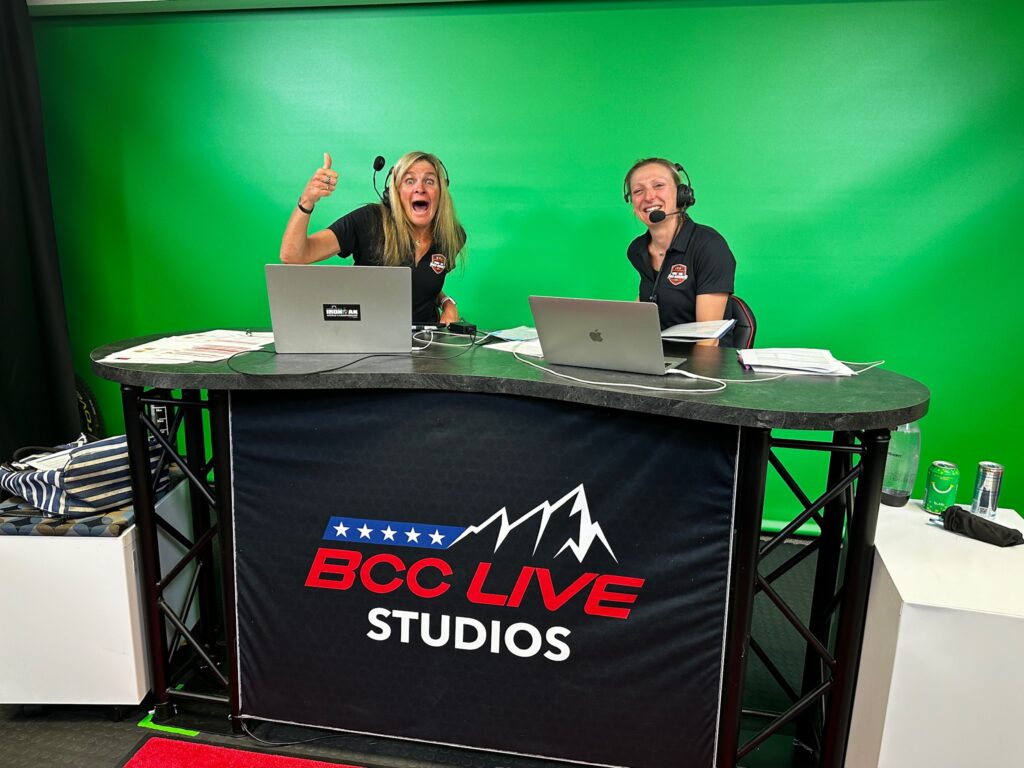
[623,159,695,210]
[373,155,451,208]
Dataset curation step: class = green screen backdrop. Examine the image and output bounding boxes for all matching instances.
[31,0,1024,523]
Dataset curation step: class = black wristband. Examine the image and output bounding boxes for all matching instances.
[297,199,314,215]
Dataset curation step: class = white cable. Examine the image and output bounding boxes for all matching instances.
[841,359,885,374]
[667,368,787,384]
[411,329,481,350]
[511,347,727,393]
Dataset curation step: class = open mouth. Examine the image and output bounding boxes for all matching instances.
[412,200,430,214]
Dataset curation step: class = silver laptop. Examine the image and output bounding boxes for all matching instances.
[528,296,681,376]
[266,264,411,354]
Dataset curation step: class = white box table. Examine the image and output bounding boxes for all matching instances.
[0,480,194,705]
[847,503,1024,767]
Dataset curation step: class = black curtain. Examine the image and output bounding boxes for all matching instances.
[0,1,79,458]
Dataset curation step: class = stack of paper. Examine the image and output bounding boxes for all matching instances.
[482,327,544,357]
[488,326,538,342]
[737,348,855,376]
[99,330,274,364]
[661,319,736,341]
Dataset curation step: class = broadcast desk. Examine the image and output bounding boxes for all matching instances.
[92,334,929,768]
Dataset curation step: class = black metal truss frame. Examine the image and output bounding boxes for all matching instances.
[717,429,890,768]
[121,385,239,722]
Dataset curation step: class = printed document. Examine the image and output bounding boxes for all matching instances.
[661,319,736,341]
[99,330,274,364]
[738,348,855,376]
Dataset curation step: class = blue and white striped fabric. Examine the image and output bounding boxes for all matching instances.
[0,434,170,518]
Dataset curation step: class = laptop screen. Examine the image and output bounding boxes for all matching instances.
[266,264,411,354]
[528,296,670,376]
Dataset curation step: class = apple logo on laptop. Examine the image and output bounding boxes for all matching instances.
[589,329,603,342]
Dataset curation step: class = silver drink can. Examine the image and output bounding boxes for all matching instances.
[970,461,1004,519]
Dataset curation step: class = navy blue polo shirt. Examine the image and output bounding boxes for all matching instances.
[327,203,459,323]
[626,216,736,329]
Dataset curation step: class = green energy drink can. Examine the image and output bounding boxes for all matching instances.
[923,461,959,513]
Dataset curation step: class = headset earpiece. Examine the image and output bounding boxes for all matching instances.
[672,163,696,210]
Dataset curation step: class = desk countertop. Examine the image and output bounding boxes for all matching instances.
[92,332,930,431]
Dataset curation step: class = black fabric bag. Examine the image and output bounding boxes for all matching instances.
[941,505,1024,548]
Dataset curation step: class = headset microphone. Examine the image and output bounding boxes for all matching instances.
[372,156,390,206]
[648,209,684,224]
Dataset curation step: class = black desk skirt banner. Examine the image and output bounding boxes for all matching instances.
[230,390,739,768]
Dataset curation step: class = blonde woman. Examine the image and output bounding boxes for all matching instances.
[281,151,466,323]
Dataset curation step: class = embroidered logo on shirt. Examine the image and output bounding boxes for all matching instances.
[430,254,447,274]
[667,264,688,286]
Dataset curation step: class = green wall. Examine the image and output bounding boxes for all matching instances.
[31,0,1024,520]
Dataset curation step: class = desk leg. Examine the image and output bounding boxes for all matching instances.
[182,389,217,640]
[718,426,771,768]
[122,384,172,720]
[796,431,853,759]
[208,390,241,733]
[820,428,888,767]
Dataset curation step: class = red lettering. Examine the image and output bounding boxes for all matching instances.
[466,562,508,606]
[584,574,645,619]
[506,566,535,608]
[305,547,643,618]
[534,568,597,612]
[407,558,453,598]
[360,553,405,593]
[304,547,362,590]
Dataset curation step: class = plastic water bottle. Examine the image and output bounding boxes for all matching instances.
[881,422,922,507]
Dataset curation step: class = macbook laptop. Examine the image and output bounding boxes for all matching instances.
[528,296,683,376]
[266,264,411,354]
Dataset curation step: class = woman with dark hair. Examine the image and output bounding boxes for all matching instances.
[281,150,466,324]
[623,157,735,344]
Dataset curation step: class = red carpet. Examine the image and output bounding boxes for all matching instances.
[123,735,363,768]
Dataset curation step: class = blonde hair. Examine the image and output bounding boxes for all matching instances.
[380,151,466,268]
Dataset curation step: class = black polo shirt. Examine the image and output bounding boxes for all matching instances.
[327,203,457,323]
[626,217,736,329]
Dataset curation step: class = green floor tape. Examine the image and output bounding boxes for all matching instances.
[137,711,199,737]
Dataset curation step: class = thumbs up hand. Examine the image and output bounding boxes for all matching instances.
[299,152,339,210]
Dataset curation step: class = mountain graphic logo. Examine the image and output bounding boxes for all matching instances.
[449,484,617,563]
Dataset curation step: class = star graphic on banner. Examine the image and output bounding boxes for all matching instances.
[333,521,349,538]
[429,529,445,546]
[357,524,373,539]
[381,526,397,541]
[405,527,421,543]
